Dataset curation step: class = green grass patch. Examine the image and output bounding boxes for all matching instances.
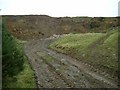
[36,52,55,62]
[4,56,36,88]
[50,33,105,54]
[104,30,118,48]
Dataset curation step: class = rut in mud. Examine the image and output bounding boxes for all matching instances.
[24,38,118,88]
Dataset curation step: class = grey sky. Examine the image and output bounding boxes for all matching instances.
[0,0,119,17]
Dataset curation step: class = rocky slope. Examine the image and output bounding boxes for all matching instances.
[3,15,118,40]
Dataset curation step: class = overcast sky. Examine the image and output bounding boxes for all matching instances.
[0,0,119,17]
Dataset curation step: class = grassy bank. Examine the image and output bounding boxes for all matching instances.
[49,29,118,79]
[2,23,36,88]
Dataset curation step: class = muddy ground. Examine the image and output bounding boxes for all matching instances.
[24,37,118,88]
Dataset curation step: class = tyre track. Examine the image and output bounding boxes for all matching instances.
[24,38,118,88]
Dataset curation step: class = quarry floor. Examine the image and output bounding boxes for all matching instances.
[24,37,118,88]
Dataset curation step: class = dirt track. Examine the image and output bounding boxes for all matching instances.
[24,37,118,88]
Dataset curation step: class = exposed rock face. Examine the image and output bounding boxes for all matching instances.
[3,15,118,40]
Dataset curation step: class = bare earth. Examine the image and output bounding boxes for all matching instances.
[24,37,118,88]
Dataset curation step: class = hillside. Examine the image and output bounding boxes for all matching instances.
[49,29,118,83]
[3,15,118,40]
